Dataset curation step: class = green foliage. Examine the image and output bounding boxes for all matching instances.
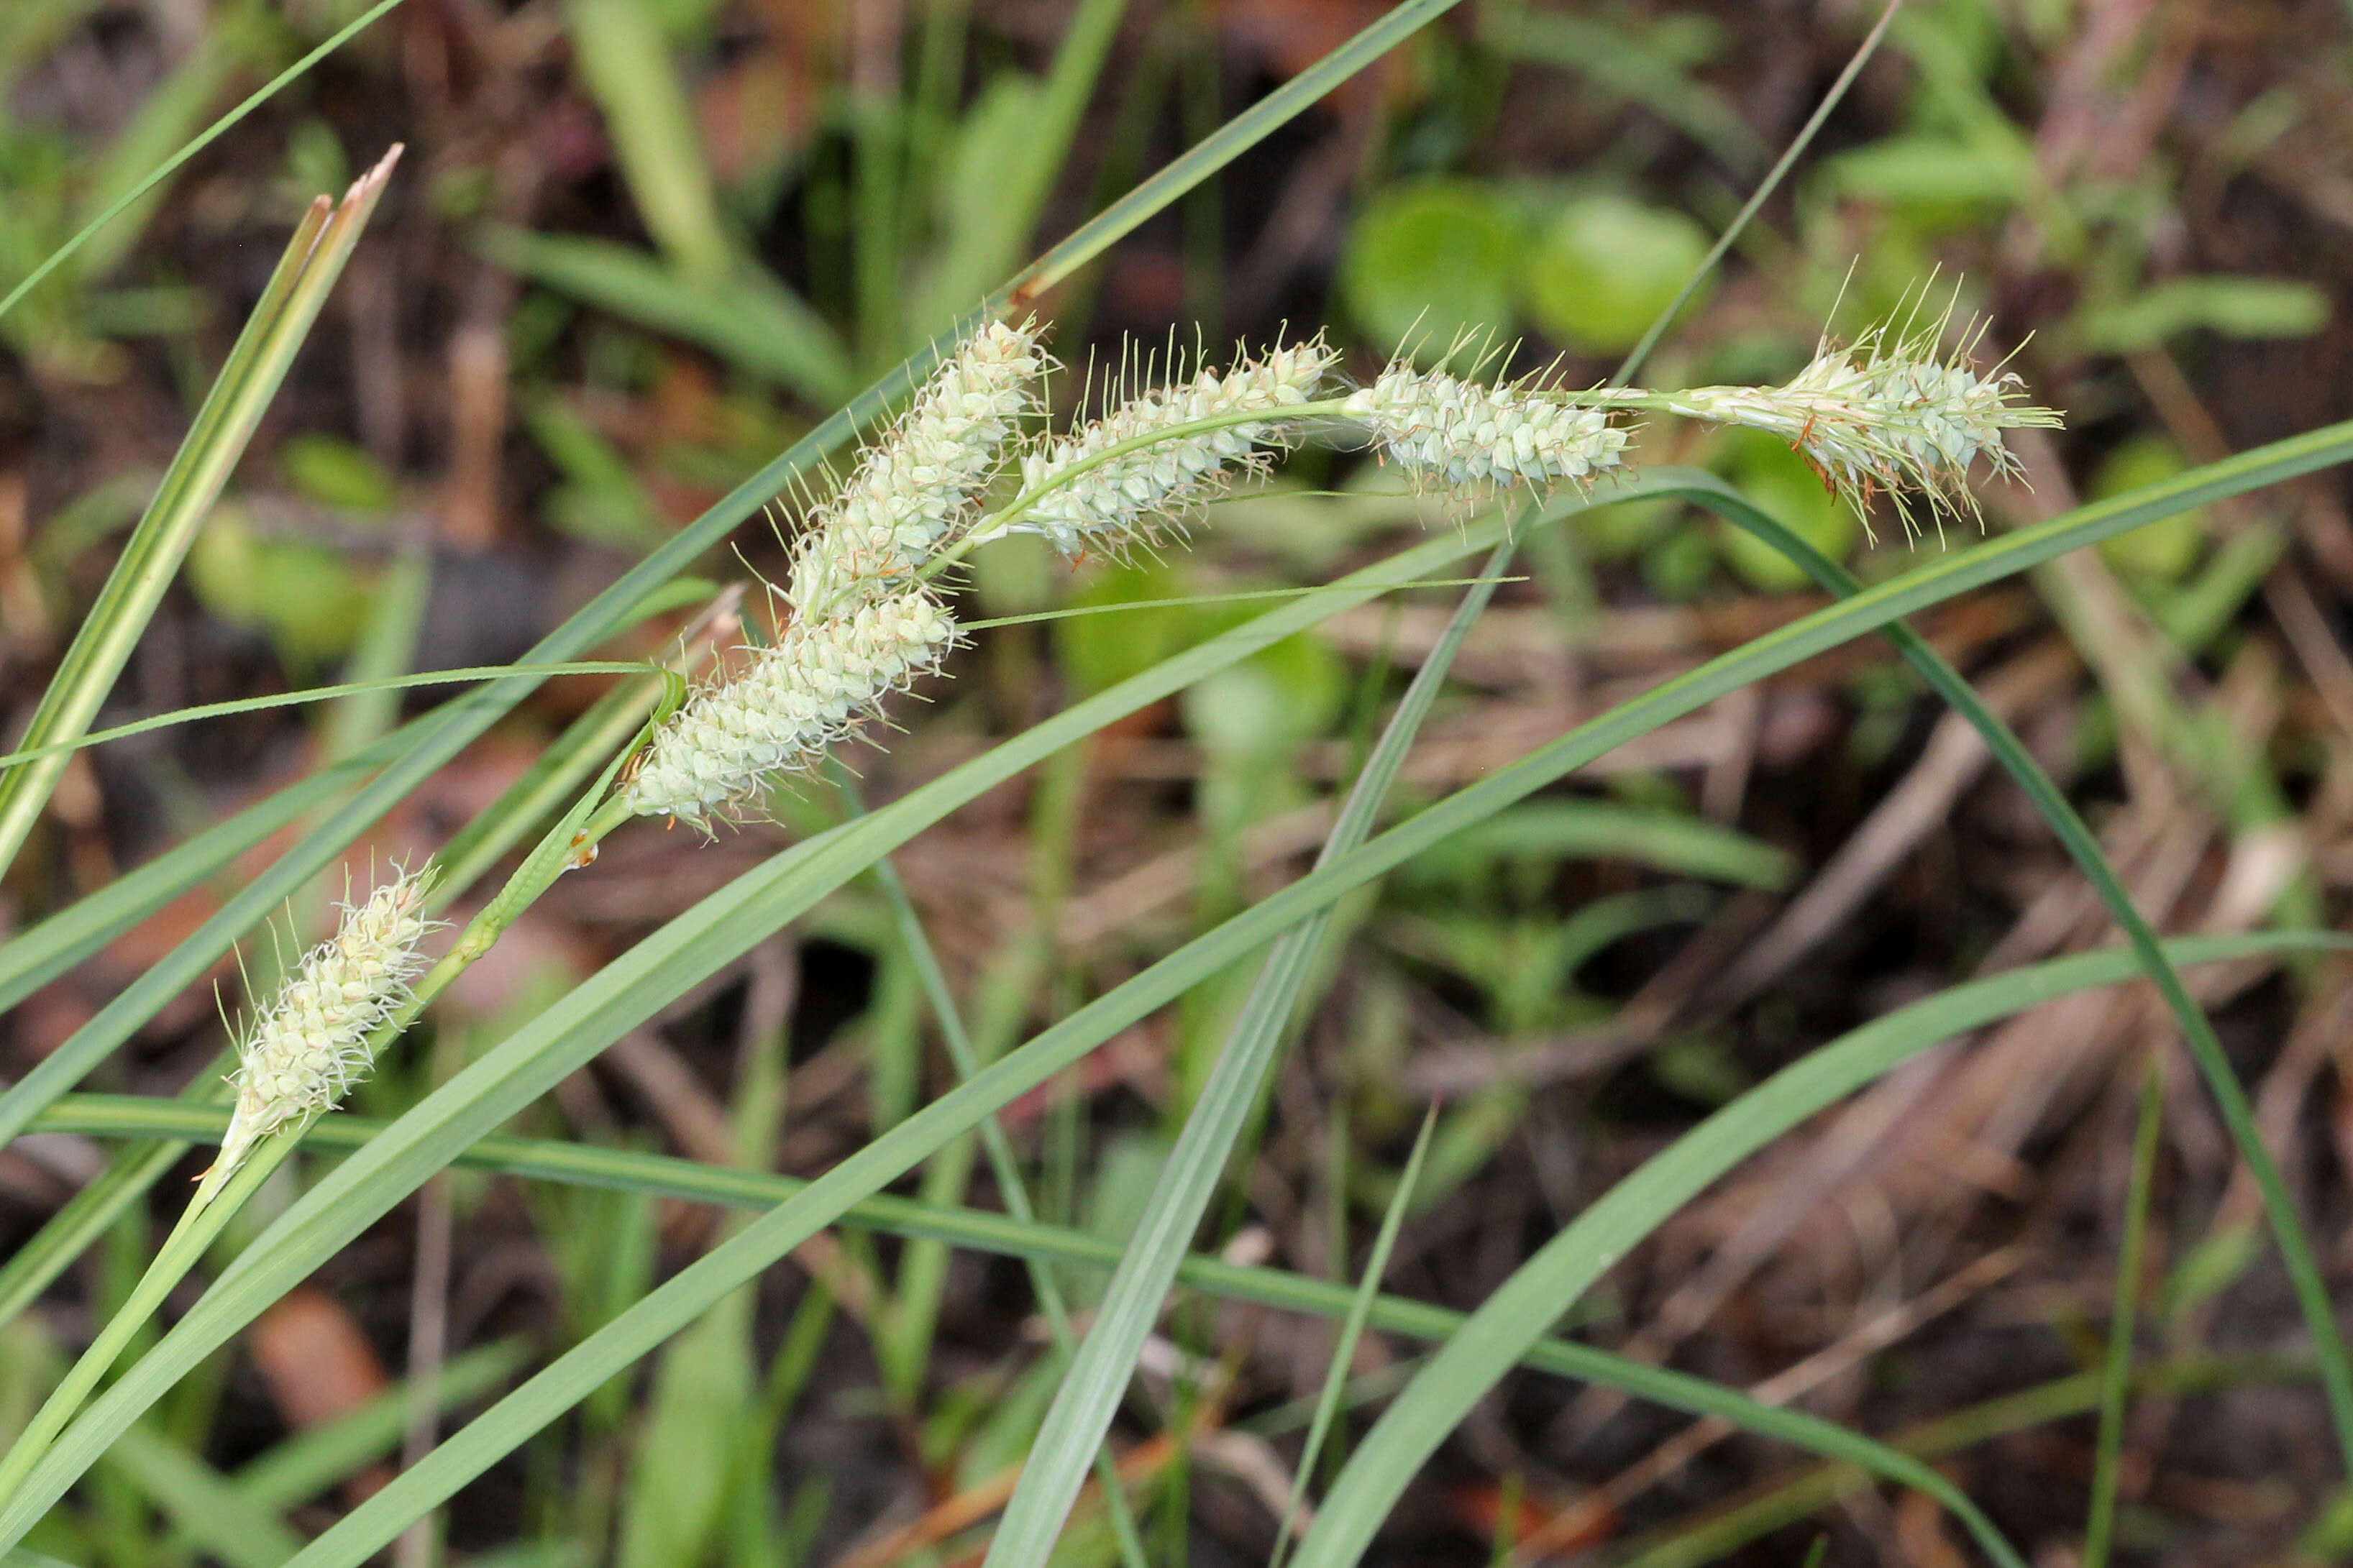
[1712,426,1861,590]
[185,508,377,666]
[2080,275,2331,353]
[9,3,2353,1565]
[2092,436,2206,580]
[277,434,398,518]
[1520,193,1714,355]
[1338,178,1521,359]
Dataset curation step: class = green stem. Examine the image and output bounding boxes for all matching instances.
[2083,1057,2163,1568]
[0,1135,291,1510]
[834,767,1153,1568]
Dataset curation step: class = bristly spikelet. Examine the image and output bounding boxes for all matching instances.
[1656,309,2061,535]
[787,320,1048,615]
[216,866,436,1179]
[620,590,956,827]
[1342,362,1631,495]
[987,336,1340,558]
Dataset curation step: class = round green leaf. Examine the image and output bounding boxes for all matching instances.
[1519,193,1713,354]
[2093,436,2207,582]
[1339,178,1522,359]
[1714,428,1858,591]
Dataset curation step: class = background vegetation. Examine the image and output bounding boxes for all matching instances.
[4,0,2353,1564]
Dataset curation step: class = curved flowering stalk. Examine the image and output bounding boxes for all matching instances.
[616,298,2061,835]
[787,320,1048,616]
[214,865,438,1179]
[974,336,1340,558]
[0,863,438,1509]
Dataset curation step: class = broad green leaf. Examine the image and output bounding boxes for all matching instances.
[1520,193,1714,356]
[2092,435,2206,582]
[1339,179,1522,358]
[2080,275,2331,353]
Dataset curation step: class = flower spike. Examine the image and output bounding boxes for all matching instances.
[216,866,437,1179]
[987,336,1340,558]
[1343,361,1631,496]
[1655,308,2061,535]
[620,590,956,828]
[788,319,1049,614]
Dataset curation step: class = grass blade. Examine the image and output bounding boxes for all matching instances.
[908,0,1127,335]
[0,150,398,878]
[0,664,653,771]
[0,0,403,324]
[97,1426,303,1568]
[984,532,1524,1568]
[1689,474,2353,1475]
[841,771,1151,1568]
[1270,1107,1438,1568]
[2083,1059,2163,1568]
[1283,920,2341,1568]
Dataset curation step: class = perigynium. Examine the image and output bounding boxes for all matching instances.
[213,865,437,1179]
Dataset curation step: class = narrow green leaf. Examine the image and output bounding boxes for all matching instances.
[0,0,405,324]
[1690,474,2353,1473]
[13,425,2350,1551]
[986,532,1524,1568]
[0,664,652,771]
[227,1341,529,1515]
[1286,927,2347,1568]
[2083,1059,2162,1568]
[1270,1106,1437,1568]
[0,149,399,877]
[96,1426,303,1568]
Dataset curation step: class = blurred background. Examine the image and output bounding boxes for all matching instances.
[6,0,2353,1563]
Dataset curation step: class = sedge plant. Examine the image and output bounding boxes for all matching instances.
[5,2,2353,1564]
[0,271,2068,1539]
